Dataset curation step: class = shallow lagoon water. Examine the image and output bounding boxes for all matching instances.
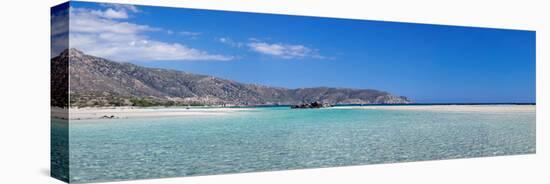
[53,106,536,183]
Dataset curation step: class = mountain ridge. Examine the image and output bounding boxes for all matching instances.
[51,48,411,107]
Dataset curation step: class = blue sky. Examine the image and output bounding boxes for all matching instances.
[56,1,536,103]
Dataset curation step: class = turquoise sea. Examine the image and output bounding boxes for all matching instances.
[52,105,536,183]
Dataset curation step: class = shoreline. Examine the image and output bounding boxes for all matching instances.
[54,104,535,121]
[63,107,254,121]
[332,104,535,113]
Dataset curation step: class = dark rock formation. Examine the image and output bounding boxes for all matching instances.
[291,101,333,109]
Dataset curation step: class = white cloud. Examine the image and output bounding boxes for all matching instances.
[247,41,325,59]
[90,8,128,19]
[70,33,231,61]
[70,8,154,34]
[66,7,232,61]
[218,37,244,48]
[180,31,201,37]
[178,31,201,39]
[51,10,68,36]
[100,3,139,13]
[51,8,69,57]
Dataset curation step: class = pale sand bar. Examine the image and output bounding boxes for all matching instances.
[67,107,253,120]
[332,105,535,113]
[61,105,535,121]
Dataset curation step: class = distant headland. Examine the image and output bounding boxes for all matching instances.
[52,48,411,108]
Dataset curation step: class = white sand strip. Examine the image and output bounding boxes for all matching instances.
[68,107,253,120]
[331,105,535,113]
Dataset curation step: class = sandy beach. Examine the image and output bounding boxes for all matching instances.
[332,105,535,113]
[65,107,253,120]
[57,105,535,121]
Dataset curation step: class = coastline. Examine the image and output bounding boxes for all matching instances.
[56,104,536,121]
[332,104,535,113]
[64,107,254,121]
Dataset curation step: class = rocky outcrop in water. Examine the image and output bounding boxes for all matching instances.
[291,101,333,109]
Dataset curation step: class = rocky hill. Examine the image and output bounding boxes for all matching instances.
[51,48,411,107]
